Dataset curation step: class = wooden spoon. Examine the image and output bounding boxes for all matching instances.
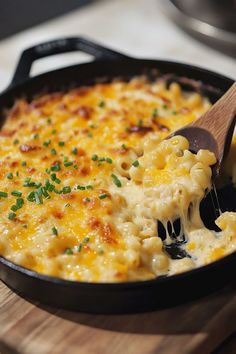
[172,82,236,179]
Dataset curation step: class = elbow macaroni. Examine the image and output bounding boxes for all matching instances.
[0,77,235,282]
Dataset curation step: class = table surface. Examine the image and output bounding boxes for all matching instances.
[1,281,236,354]
[0,1,235,353]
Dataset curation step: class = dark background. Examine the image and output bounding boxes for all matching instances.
[0,0,94,40]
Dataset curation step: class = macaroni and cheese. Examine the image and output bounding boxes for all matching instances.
[0,77,235,282]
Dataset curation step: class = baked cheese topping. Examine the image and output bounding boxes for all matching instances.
[0,77,235,282]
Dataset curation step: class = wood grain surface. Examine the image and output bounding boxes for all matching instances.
[0,281,235,354]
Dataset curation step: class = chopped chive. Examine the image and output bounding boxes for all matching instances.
[162,104,168,109]
[74,164,78,169]
[58,141,65,146]
[6,172,13,179]
[51,173,57,181]
[132,160,139,167]
[53,188,62,194]
[77,185,86,190]
[52,226,58,236]
[83,236,90,243]
[43,139,51,147]
[98,100,105,108]
[64,161,73,167]
[0,191,8,198]
[121,143,127,149]
[52,129,57,134]
[8,212,16,220]
[34,192,42,204]
[77,244,82,252]
[10,205,18,212]
[33,133,39,139]
[40,187,50,199]
[72,147,78,155]
[45,179,55,192]
[23,178,41,188]
[13,139,19,145]
[85,197,91,202]
[152,108,158,118]
[61,186,71,194]
[16,171,19,177]
[21,161,27,166]
[99,193,108,200]
[51,163,61,171]
[65,203,71,207]
[87,132,93,138]
[172,110,178,115]
[47,118,52,124]
[11,190,22,197]
[111,174,122,187]
[16,198,24,209]
[51,148,57,155]
[27,191,36,202]
[89,123,96,129]
[86,185,93,190]
[106,157,113,164]
[64,248,73,255]
[91,154,98,161]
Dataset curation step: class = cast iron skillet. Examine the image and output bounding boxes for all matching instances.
[0,37,235,313]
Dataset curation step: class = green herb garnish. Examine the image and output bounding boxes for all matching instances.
[98,100,105,108]
[6,172,13,179]
[64,161,73,167]
[8,212,16,220]
[0,191,8,198]
[91,154,98,161]
[43,139,51,147]
[51,148,57,155]
[52,226,58,236]
[11,190,22,197]
[132,160,139,167]
[106,157,113,164]
[77,185,86,190]
[111,174,122,187]
[61,186,71,194]
[99,194,108,200]
[51,163,61,172]
[72,147,78,155]
[64,248,73,255]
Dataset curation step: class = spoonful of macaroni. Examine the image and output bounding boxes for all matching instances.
[171,82,236,179]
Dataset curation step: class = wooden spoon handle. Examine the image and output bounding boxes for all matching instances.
[192,82,236,162]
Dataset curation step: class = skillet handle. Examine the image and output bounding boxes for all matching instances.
[10,37,130,86]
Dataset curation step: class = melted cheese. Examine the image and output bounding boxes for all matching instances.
[0,77,235,282]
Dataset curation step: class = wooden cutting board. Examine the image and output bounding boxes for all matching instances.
[0,280,235,354]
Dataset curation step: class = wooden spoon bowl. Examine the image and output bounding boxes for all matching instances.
[172,82,236,178]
